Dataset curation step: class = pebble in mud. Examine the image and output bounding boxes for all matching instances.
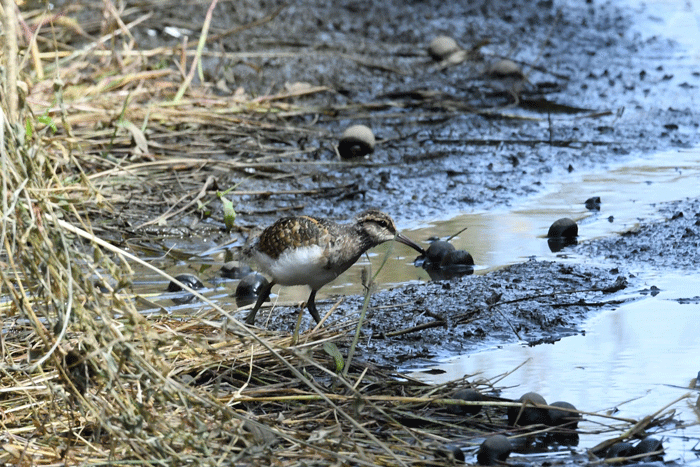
[447,388,483,415]
[427,35,460,61]
[486,59,525,79]
[338,124,375,159]
[167,273,204,304]
[547,401,581,428]
[235,272,270,307]
[507,392,550,426]
[419,240,474,280]
[476,434,512,465]
[440,249,474,268]
[547,218,578,238]
[426,240,455,263]
[220,261,252,279]
[632,437,664,461]
[547,218,578,252]
[434,444,465,463]
[606,441,634,460]
[167,273,204,292]
[585,196,602,211]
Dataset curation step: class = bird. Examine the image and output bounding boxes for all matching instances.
[242,209,425,325]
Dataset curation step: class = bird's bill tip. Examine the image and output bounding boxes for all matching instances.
[395,233,425,254]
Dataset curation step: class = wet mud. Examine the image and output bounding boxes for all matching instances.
[575,196,700,272]
[72,1,699,363]
[255,259,634,367]
[63,0,700,232]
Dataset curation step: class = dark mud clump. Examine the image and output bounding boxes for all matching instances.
[256,259,634,367]
[575,197,700,271]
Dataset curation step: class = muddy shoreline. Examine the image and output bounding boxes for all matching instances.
[97,0,700,365]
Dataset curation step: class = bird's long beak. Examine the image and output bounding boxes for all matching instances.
[395,232,425,255]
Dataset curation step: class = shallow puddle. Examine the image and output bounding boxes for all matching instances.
[408,272,700,464]
[398,148,700,463]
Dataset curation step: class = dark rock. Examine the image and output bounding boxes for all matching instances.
[447,388,483,416]
[487,59,524,79]
[167,273,204,292]
[548,401,580,428]
[632,437,663,460]
[167,274,204,304]
[547,218,578,238]
[507,392,550,426]
[434,444,465,463]
[338,125,375,159]
[547,236,578,252]
[428,35,460,60]
[585,196,602,210]
[606,441,634,461]
[426,240,456,264]
[440,249,475,268]
[477,435,512,465]
[221,261,253,279]
[236,273,270,307]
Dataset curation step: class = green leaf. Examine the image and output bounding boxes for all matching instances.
[323,342,345,373]
[217,192,236,232]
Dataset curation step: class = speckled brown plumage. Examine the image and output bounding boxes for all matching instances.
[242,210,424,326]
[255,215,336,260]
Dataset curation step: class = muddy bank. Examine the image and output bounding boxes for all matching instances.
[575,196,700,272]
[246,192,700,368]
[249,258,632,367]
[58,0,700,232]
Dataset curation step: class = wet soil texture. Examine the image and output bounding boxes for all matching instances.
[254,259,634,367]
[66,1,699,363]
[65,0,700,229]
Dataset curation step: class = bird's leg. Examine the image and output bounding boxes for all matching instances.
[245,280,274,325]
[306,289,322,324]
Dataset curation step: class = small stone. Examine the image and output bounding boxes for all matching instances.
[167,274,204,304]
[548,401,580,428]
[338,124,375,159]
[236,273,270,307]
[428,35,460,61]
[487,59,524,78]
[447,388,483,415]
[440,249,475,268]
[507,392,550,426]
[584,196,602,210]
[606,441,634,460]
[632,437,663,460]
[477,435,512,465]
[547,217,578,238]
[434,444,465,462]
[236,273,269,298]
[426,240,456,264]
[167,273,204,292]
[221,261,253,279]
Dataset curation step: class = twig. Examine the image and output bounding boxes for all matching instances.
[173,0,218,102]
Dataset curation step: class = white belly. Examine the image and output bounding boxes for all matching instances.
[254,245,338,290]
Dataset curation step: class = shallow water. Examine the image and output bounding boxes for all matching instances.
[408,271,700,464]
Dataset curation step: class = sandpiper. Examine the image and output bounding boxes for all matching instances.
[242,209,425,325]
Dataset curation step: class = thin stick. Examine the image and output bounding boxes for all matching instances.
[173,0,219,102]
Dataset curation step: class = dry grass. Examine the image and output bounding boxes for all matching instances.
[0,1,693,465]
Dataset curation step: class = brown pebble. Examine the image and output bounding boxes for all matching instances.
[428,35,460,60]
[338,124,375,159]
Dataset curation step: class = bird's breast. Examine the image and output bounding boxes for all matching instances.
[258,244,337,289]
